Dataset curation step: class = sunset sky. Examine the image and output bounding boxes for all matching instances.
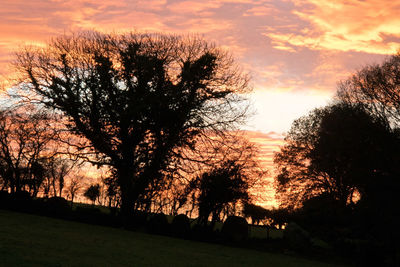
[0,0,399,200]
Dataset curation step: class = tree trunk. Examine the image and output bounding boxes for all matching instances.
[117,166,136,227]
[59,177,64,197]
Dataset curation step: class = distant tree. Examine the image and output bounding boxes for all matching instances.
[28,160,46,197]
[65,177,82,205]
[274,103,398,209]
[15,31,250,218]
[197,161,248,225]
[269,208,290,230]
[242,202,270,225]
[194,156,264,226]
[40,158,76,198]
[0,105,58,195]
[102,174,120,208]
[84,183,100,205]
[47,159,75,197]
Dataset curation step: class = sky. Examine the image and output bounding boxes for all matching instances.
[0,0,399,203]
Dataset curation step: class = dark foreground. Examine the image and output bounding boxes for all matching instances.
[0,210,337,266]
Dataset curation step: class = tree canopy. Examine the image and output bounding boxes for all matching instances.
[274,103,399,209]
[84,183,101,205]
[337,52,400,127]
[195,160,251,225]
[14,31,251,217]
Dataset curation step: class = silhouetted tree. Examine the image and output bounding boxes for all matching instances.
[195,160,252,226]
[40,158,76,198]
[269,208,290,229]
[337,55,400,261]
[15,31,250,218]
[84,183,100,205]
[102,174,120,208]
[65,177,82,205]
[148,133,266,218]
[0,105,59,195]
[48,159,75,197]
[337,52,400,126]
[274,103,398,209]
[242,202,270,225]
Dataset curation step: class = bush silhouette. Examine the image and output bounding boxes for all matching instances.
[10,191,33,211]
[284,222,311,252]
[43,197,70,217]
[191,222,216,241]
[12,190,31,200]
[74,206,108,225]
[171,214,191,238]
[147,213,169,234]
[0,190,10,208]
[221,216,248,242]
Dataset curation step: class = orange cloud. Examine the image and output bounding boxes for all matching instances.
[243,5,277,16]
[265,0,400,54]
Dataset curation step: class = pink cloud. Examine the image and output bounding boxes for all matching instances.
[243,5,277,16]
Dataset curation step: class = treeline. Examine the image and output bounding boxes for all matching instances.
[0,103,267,221]
[1,31,268,226]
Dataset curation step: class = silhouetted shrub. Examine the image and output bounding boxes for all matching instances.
[43,197,71,217]
[171,214,191,238]
[75,206,102,216]
[221,216,248,242]
[191,222,216,241]
[147,213,169,234]
[109,207,118,216]
[10,191,32,211]
[74,206,105,223]
[284,222,311,251]
[12,190,31,201]
[74,206,120,227]
[0,190,10,208]
[121,210,148,230]
[132,210,148,226]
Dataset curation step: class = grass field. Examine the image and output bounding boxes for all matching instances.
[0,210,338,266]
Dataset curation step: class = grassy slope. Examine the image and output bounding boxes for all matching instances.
[0,210,336,267]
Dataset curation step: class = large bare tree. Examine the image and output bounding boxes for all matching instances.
[14,31,251,217]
